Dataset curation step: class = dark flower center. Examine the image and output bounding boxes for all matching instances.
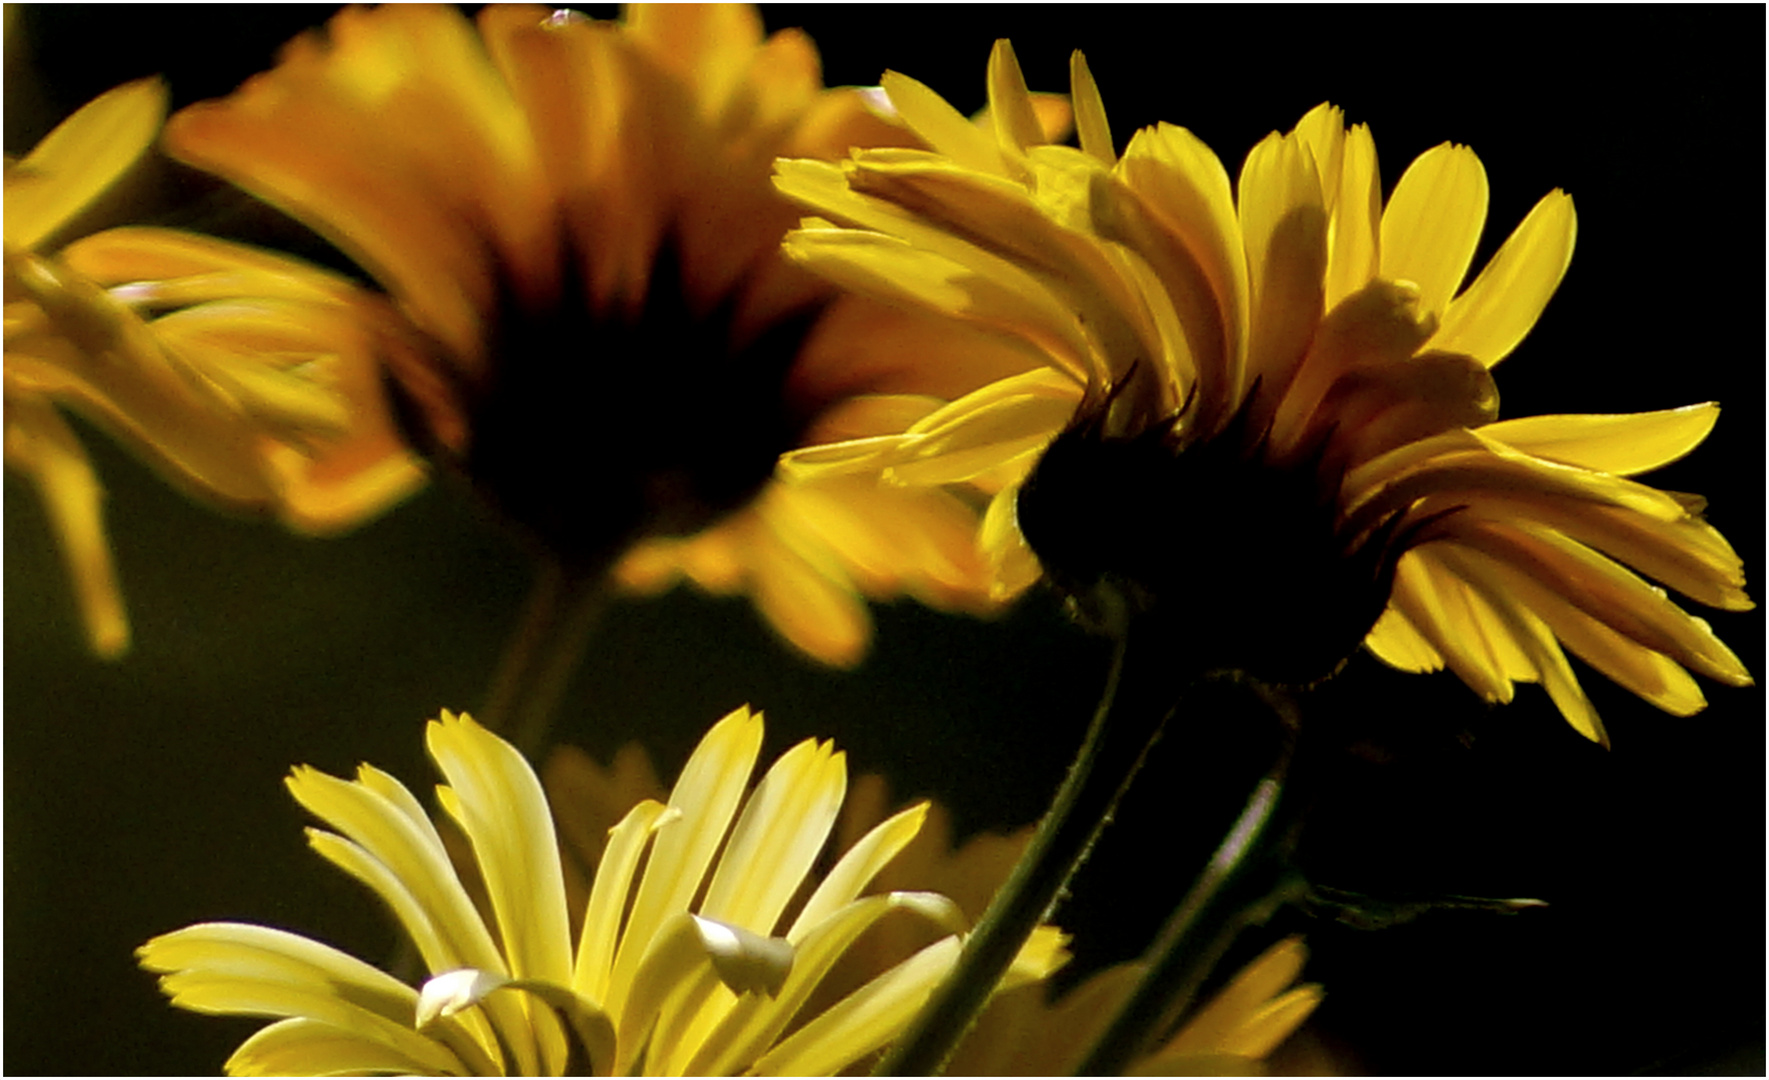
[388,240,822,573]
[1016,399,1412,686]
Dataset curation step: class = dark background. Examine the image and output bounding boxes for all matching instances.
[6,5,1763,1075]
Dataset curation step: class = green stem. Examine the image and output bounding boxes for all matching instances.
[1075,696,1301,1076]
[479,560,607,759]
[877,594,1173,1076]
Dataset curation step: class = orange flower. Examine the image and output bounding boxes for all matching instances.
[164,5,1058,665]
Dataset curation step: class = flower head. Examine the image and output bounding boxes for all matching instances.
[4,78,423,657]
[776,42,1753,738]
[139,707,1068,1076]
[162,5,1056,666]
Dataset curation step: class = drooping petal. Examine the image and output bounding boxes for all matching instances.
[3,394,129,656]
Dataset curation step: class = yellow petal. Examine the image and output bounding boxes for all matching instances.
[878,70,1003,175]
[1431,543,1607,743]
[6,78,167,250]
[225,1017,452,1078]
[1481,403,1718,476]
[701,737,848,934]
[426,714,572,991]
[1238,130,1328,406]
[791,804,932,938]
[3,396,129,656]
[781,226,1093,378]
[748,519,874,666]
[1430,189,1576,366]
[1379,143,1489,317]
[695,891,964,1077]
[608,706,765,1014]
[986,40,1045,160]
[1070,51,1115,166]
[1453,521,1752,688]
[1325,122,1382,308]
[750,934,963,1076]
[139,924,468,1075]
[1363,604,1446,673]
[981,482,1044,602]
[573,799,675,1005]
[1114,123,1248,398]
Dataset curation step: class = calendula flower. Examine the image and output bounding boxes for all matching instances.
[139,707,1069,1076]
[775,42,1752,739]
[952,936,1321,1076]
[4,78,425,657]
[163,4,1058,666]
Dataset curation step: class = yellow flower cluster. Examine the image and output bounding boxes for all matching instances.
[775,42,1752,740]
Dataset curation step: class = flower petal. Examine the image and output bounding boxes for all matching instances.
[1481,403,1719,477]
[1379,143,1489,317]
[608,706,765,1015]
[3,394,129,656]
[6,78,167,250]
[1430,189,1576,367]
[701,737,848,934]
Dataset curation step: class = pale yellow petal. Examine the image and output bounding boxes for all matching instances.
[225,1017,449,1078]
[701,737,847,934]
[608,706,764,1015]
[792,804,932,938]
[696,891,964,1077]
[750,934,962,1076]
[573,799,674,1005]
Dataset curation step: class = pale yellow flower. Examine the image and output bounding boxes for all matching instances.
[952,936,1321,1076]
[162,4,1058,667]
[776,42,1752,741]
[4,78,425,657]
[140,707,1068,1075]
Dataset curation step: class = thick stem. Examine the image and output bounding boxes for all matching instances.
[1075,695,1301,1076]
[877,595,1173,1076]
[479,560,607,759]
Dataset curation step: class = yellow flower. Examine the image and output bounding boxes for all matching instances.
[4,78,425,657]
[139,707,1069,1076]
[952,936,1321,1076]
[162,4,1054,666]
[775,42,1753,740]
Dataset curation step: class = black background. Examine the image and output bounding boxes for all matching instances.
[6,5,1763,1076]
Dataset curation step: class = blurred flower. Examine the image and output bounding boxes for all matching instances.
[162,4,1058,666]
[140,707,1069,1076]
[4,78,424,657]
[951,936,1321,1076]
[776,42,1752,738]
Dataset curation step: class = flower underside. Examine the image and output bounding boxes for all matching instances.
[387,237,823,572]
[1019,384,1428,684]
